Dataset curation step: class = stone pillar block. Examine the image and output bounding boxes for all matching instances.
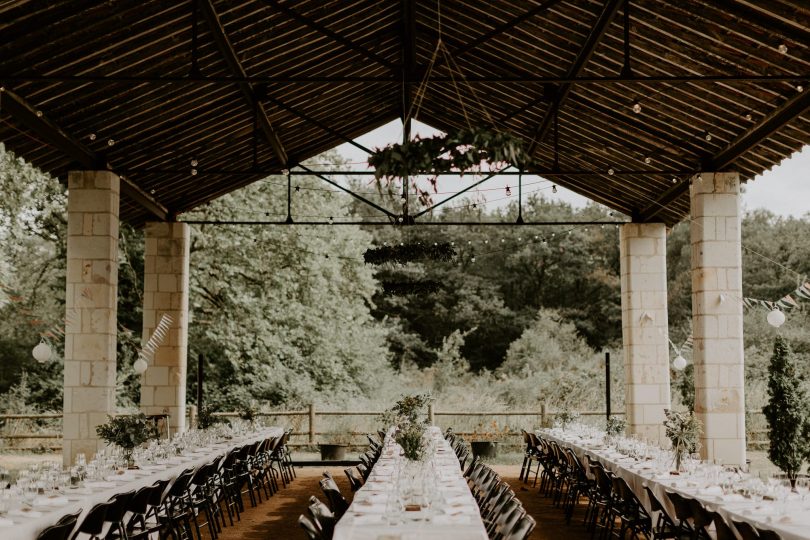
[63,171,120,467]
[691,172,746,465]
[140,222,190,433]
[620,223,671,445]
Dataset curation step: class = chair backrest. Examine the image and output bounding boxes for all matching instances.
[168,468,196,497]
[503,513,536,540]
[37,520,77,540]
[105,490,136,524]
[308,498,336,538]
[756,527,782,540]
[643,485,676,527]
[711,512,740,540]
[687,497,713,533]
[72,500,114,538]
[127,485,154,516]
[344,467,363,492]
[665,491,694,525]
[732,519,761,540]
[298,514,322,540]
[148,478,172,506]
[56,509,82,526]
[319,477,349,518]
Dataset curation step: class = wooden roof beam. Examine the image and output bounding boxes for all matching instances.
[527,0,625,156]
[200,0,289,166]
[638,89,810,222]
[260,0,396,71]
[400,0,416,134]
[453,0,566,58]
[1,87,169,221]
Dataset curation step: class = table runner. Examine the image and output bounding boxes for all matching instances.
[5,427,284,540]
[539,428,810,540]
[333,427,488,540]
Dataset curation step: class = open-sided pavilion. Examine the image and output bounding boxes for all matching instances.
[1,0,809,466]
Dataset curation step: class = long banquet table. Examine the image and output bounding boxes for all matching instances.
[4,427,284,540]
[539,428,810,540]
[333,427,488,540]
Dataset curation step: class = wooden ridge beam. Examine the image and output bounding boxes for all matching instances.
[400,0,416,127]
[199,0,289,166]
[260,0,396,71]
[1,87,169,221]
[527,0,625,156]
[638,89,810,222]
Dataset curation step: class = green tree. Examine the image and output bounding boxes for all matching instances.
[763,336,809,487]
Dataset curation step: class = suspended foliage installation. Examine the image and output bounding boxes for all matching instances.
[368,127,531,183]
[363,242,456,265]
[382,280,442,296]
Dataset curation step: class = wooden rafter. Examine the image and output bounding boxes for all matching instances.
[526,0,625,156]
[199,0,289,166]
[400,0,416,130]
[638,89,810,222]
[1,88,169,221]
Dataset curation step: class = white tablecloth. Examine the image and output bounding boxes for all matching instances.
[539,429,810,540]
[333,427,488,540]
[4,427,284,540]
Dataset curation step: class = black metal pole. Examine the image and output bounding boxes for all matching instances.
[605,351,611,420]
[197,353,204,412]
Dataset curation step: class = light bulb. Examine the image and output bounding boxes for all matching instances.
[133,357,148,374]
[798,85,805,93]
[471,257,476,263]
[505,186,511,196]
[704,131,712,141]
[672,177,678,184]
[400,196,407,204]
[608,168,615,175]
[32,341,52,363]
[644,156,651,164]
[107,139,115,146]
[767,309,786,328]
[552,185,558,193]
[778,43,788,54]
[191,168,197,176]
[672,355,687,371]
[744,112,752,121]
[89,133,97,141]
[632,101,642,114]
[328,216,334,224]
[191,159,198,167]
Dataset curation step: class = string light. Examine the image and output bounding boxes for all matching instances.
[632,101,642,114]
[191,168,197,176]
[471,257,476,263]
[552,185,557,193]
[704,131,712,141]
[107,139,115,146]
[798,85,805,93]
[778,43,788,54]
[672,177,678,184]
[89,133,97,141]
[328,216,334,224]
[150,188,156,194]
[191,159,198,167]
[744,112,753,121]
[644,156,652,164]
[505,185,511,196]
[608,168,615,175]
[35,110,43,117]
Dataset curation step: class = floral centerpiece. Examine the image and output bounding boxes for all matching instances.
[381,393,432,462]
[663,409,702,471]
[96,413,161,465]
[555,410,580,429]
[604,416,626,443]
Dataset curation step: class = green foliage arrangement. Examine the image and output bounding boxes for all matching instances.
[197,405,227,430]
[605,416,626,437]
[364,242,456,265]
[555,410,580,429]
[663,409,702,470]
[96,413,160,455]
[395,423,427,461]
[763,336,810,487]
[368,128,530,181]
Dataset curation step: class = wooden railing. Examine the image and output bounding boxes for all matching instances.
[0,406,769,450]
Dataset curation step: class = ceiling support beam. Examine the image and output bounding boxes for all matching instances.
[199,0,289,166]
[527,0,625,156]
[453,0,566,58]
[260,0,395,71]
[400,0,416,128]
[1,88,169,221]
[638,89,810,222]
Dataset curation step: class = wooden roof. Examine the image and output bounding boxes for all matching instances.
[1,0,809,226]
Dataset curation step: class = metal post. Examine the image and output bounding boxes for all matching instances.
[309,403,316,444]
[605,351,611,420]
[541,402,547,427]
[428,403,435,426]
[197,353,204,414]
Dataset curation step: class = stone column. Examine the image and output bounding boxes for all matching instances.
[63,171,120,466]
[140,222,190,433]
[690,172,746,465]
[620,223,671,445]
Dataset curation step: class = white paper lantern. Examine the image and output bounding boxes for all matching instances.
[32,341,52,363]
[133,357,148,375]
[672,355,687,371]
[766,309,786,328]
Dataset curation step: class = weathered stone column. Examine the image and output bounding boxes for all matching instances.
[140,222,190,433]
[620,223,671,445]
[63,170,120,466]
[690,172,746,465]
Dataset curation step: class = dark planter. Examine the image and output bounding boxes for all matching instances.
[319,443,348,461]
[471,441,498,459]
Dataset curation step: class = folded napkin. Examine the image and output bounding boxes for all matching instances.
[9,509,43,518]
[139,464,166,471]
[0,518,14,527]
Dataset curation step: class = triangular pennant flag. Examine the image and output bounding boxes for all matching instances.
[796,282,810,300]
[777,295,799,311]
[743,297,755,309]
